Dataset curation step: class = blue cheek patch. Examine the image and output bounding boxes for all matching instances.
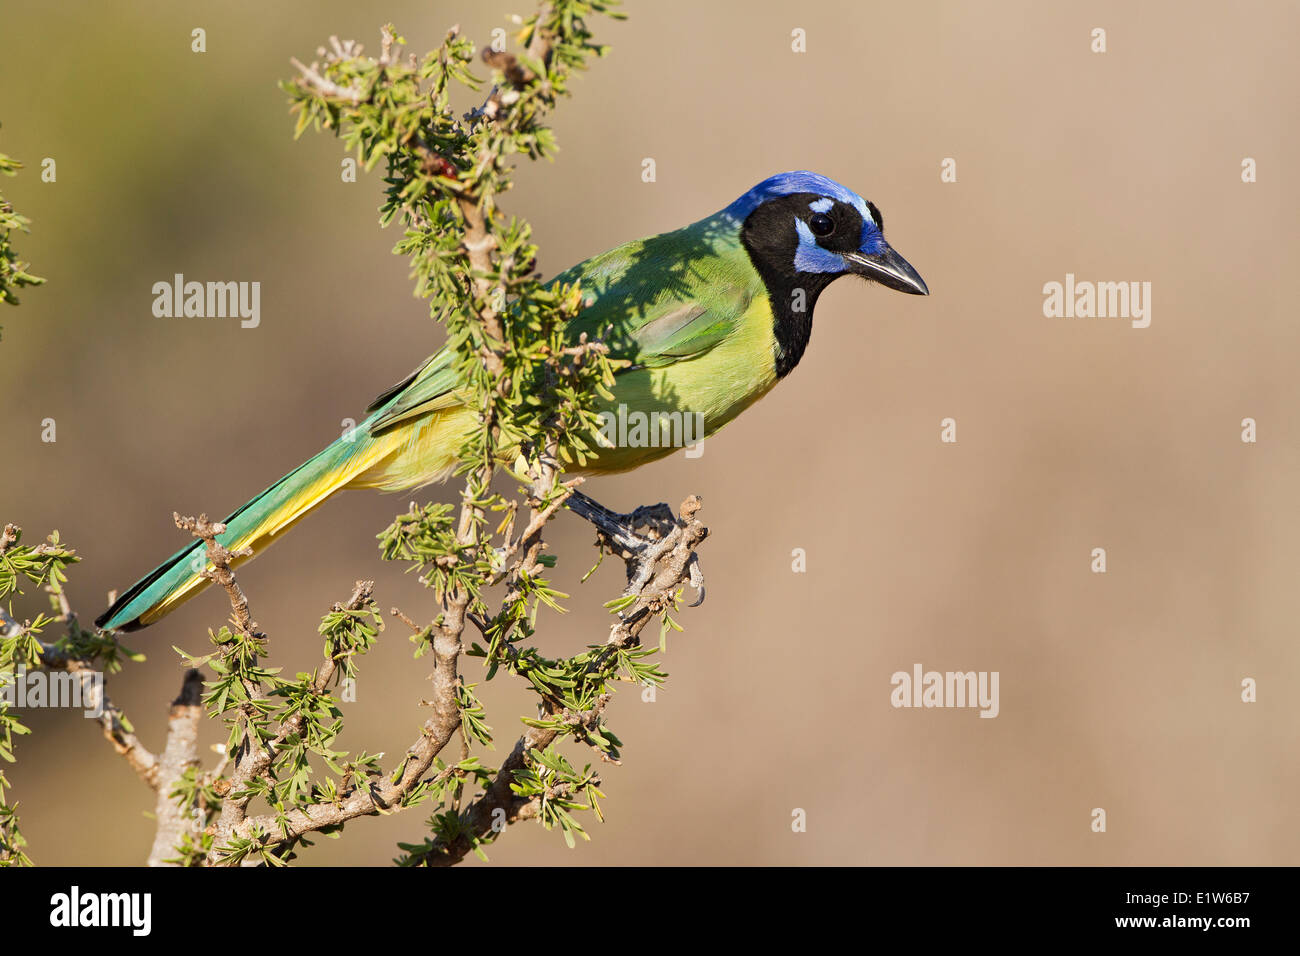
[793,219,848,273]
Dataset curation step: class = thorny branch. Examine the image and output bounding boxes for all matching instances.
[4,524,165,794]
[172,513,270,864]
[36,639,160,790]
[215,495,706,858]
[222,1,695,864]
[427,496,708,866]
[145,669,204,866]
[8,1,708,867]
[2,522,211,864]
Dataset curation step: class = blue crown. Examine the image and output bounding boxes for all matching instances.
[724,171,875,227]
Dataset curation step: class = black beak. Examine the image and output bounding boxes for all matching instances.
[843,243,929,295]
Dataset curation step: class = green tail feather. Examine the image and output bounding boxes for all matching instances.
[96,426,377,632]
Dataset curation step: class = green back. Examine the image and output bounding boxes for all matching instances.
[367,211,761,434]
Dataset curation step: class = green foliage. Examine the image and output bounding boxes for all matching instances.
[0,526,91,866]
[285,1,661,860]
[2,1,683,868]
[397,807,487,865]
[317,596,384,683]
[0,146,45,334]
[456,681,494,748]
[180,592,389,865]
[509,746,604,848]
[284,4,623,496]
[163,766,220,866]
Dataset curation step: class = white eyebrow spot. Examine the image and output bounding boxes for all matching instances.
[841,192,874,226]
[809,198,834,213]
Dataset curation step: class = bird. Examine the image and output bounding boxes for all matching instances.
[96,171,928,632]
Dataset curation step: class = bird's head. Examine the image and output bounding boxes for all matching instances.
[726,171,929,298]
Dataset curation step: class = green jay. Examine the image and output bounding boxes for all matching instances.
[97,171,928,632]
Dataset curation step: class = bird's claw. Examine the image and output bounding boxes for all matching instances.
[566,489,707,612]
[686,553,705,607]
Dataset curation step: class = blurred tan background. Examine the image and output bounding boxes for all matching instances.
[1,0,1297,865]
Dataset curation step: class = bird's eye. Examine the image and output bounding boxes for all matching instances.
[808,213,835,237]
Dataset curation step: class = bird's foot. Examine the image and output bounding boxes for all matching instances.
[566,490,706,607]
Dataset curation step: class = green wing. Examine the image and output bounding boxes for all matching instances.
[368,215,758,433]
[568,286,754,370]
[559,215,757,368]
